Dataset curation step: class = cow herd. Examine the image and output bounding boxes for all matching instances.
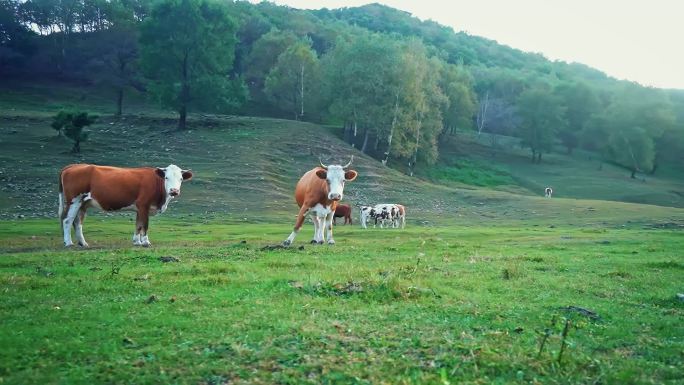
[57,157,406,248]
[58,159,553,248]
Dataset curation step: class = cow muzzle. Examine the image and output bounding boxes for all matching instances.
[328,192,342,201]
[169,188,180,197]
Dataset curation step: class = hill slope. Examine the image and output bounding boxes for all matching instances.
[1,83,683,229]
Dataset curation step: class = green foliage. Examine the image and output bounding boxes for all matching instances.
[608,126,655,177]
[264,39,320,120]
[140,0,246,129]
[440,63,477,133]
[517,87,566,162]
[554,81,600,153]
[50,110,97,152]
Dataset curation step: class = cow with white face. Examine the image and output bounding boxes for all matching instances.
[545,187,553,198]
[283,157,358,246]
[59,164,193,247]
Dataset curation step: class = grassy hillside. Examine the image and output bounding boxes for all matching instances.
[2,82,684,224]
[429,133,684,208]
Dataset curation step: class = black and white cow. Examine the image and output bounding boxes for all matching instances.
[360,205,376,229]
[545,187,553,198]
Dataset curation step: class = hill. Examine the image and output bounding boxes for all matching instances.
[1,82,684,230]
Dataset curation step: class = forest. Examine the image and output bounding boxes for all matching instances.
[2,0,683,178]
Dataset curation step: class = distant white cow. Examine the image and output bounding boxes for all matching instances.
[545,187,553,198]
[359,206,375,229]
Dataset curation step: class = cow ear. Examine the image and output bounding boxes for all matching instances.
[344,170,358,181]
[315,169,327,179]
[155,168,165,178]
[182,170,193,181]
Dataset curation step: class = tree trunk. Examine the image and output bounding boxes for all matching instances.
[300,64,304,119]
[361,128,369,153]
[630,169,636,179]
[537,152,542,163]
[383,95,399,165]
[343,121,352,144]
[72,140,80,153]
[116,88,123,116]
[531,149,536,162]
[178,52,189,130]
[178,106,187,130]
[477,91,489,137]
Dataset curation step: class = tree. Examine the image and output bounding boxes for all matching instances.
[608,126,654,178]
[140,0,246,130]
[555,81,600,154]
[51,110,97,153]
[88,26,141,116]
[390,41,447,171]
[322,33,403,152]
[245,29,298,102]
[264,39,320,120]
[440,63,476,136]
[517,87,566,163]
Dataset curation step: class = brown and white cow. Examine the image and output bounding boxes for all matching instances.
[59,164,193,247]
[333,203,352,225]
[283,157,358,246]
[393,204,406,229]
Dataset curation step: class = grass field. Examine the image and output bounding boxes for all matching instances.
[1,219,683,384]
[1,81,683,384]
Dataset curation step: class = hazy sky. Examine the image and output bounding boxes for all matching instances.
[264,0,684,90]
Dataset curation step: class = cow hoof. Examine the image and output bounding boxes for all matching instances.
[78,242,89,248]
[142,242,151,248]
[317,240,324,245]
[64,242,74,247]
[327,240,335,245]
[310,240,318,244]
[282,240,292,247]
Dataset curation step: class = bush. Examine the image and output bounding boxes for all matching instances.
[50,110,97,153]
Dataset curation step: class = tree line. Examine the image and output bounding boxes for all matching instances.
[1,0,683,176]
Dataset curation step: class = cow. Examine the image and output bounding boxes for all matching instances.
[393,204,406,229]
[59,164,193,247]
[375,205,393,228]
[545,187,553,198]
[283,157,358,246]
[333,204,352,225]
[359,205,375,229]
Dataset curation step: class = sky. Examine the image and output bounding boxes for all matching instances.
[264,0,684,90]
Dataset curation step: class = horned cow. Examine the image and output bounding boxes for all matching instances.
[59,164,193,247]
[283,157,357,246]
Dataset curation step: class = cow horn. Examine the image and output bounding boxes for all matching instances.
[319,157,328,170]
[342,155,354,169]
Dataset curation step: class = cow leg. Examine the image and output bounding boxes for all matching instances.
[73,206,88,247]
[324,211,335,245]
[311,215,322,244]
[137,207,151,247]
[283,206,309,246]
[62,195,84,247]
